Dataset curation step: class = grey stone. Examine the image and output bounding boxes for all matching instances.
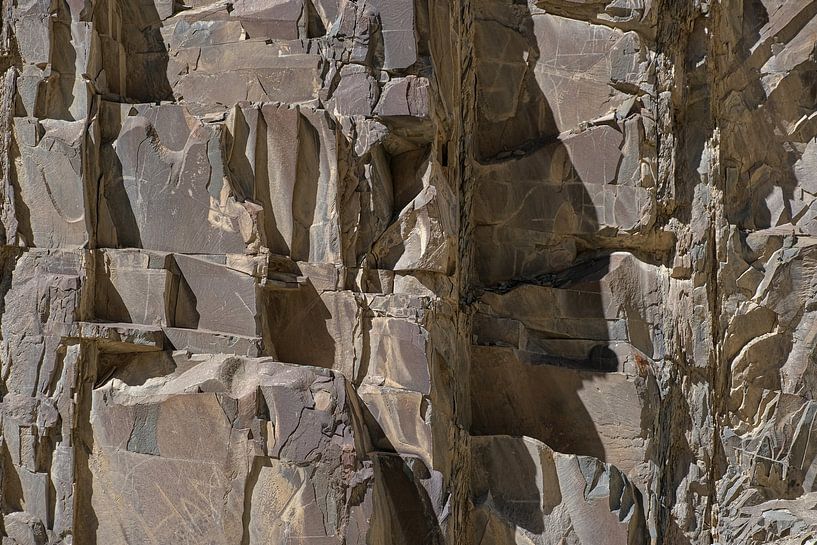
[3,0,817,543]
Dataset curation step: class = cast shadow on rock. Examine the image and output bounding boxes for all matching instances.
[355,400,446,545]
[261,277,337,369]
[721,0,816,231]
[471,0,613,450]
[468,2,645,542]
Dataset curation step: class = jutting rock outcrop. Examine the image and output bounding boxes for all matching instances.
[0,0,815,544]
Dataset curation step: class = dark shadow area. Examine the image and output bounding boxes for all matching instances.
[391,146,431,212]
[470,345,608,462]
[253,104,297,255]
[369,455,445,545]
[95,102,129,248]
[94,103,139,252]
[96,111,143,250]
[353,116,434,270]
[588,345,621,372]
[355,399,445,545]
[721,0,817,231]
[303,0,328,38]
[469,437,552,538]
[653,381,697,545]
[292,111,321,262]
[226,105,257,202]
[671,15,713,227]
[171,271,200,329]
[1,441,24,514]
[260,277,336,368]
[7,133,33,247]
[96,351,177,389]
[92,0,174,250]
[73,344,99,545]
[468,2,647,542]
[239,456,267,545]
[117,0,173,102]
[472,4,558,161]
[98,175,143,249]
[470,2,615,447]
[92,270,132,323]
[43,7,76,121]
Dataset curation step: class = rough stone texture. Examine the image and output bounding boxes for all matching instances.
[0,0,815,544]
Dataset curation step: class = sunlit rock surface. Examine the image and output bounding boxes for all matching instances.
[0,0,816,544]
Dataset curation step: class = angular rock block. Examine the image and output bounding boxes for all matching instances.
[470,346,657,488]
[1,250,86,398]
[371,184,456,274]
[358,384,432,468]
[352,298,438,470]
[261,285,359,376]
[172,253,260,336]
[164,4,323,111]
[473,128,655,285]
[231,0,306,40]
[228,103,343,263]
[94,249,271,355]
[65,322,165,353]
[366,317,431,394]
[98,103,256,254]
[375,76,430,119]
[163,327,264,357]
[83,355,373,545]
[11,119,90,248]
[475,253,664,364]
[369,0,417,70]
[94,250,176,326]
[469,435,647,545]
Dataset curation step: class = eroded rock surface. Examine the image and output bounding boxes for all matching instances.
[0,0,815,544]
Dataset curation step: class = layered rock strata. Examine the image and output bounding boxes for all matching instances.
[0,1,815,544]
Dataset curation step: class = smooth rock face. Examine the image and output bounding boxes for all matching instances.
[0,0,815,544]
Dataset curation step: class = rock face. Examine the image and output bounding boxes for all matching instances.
[0,0,815,544]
